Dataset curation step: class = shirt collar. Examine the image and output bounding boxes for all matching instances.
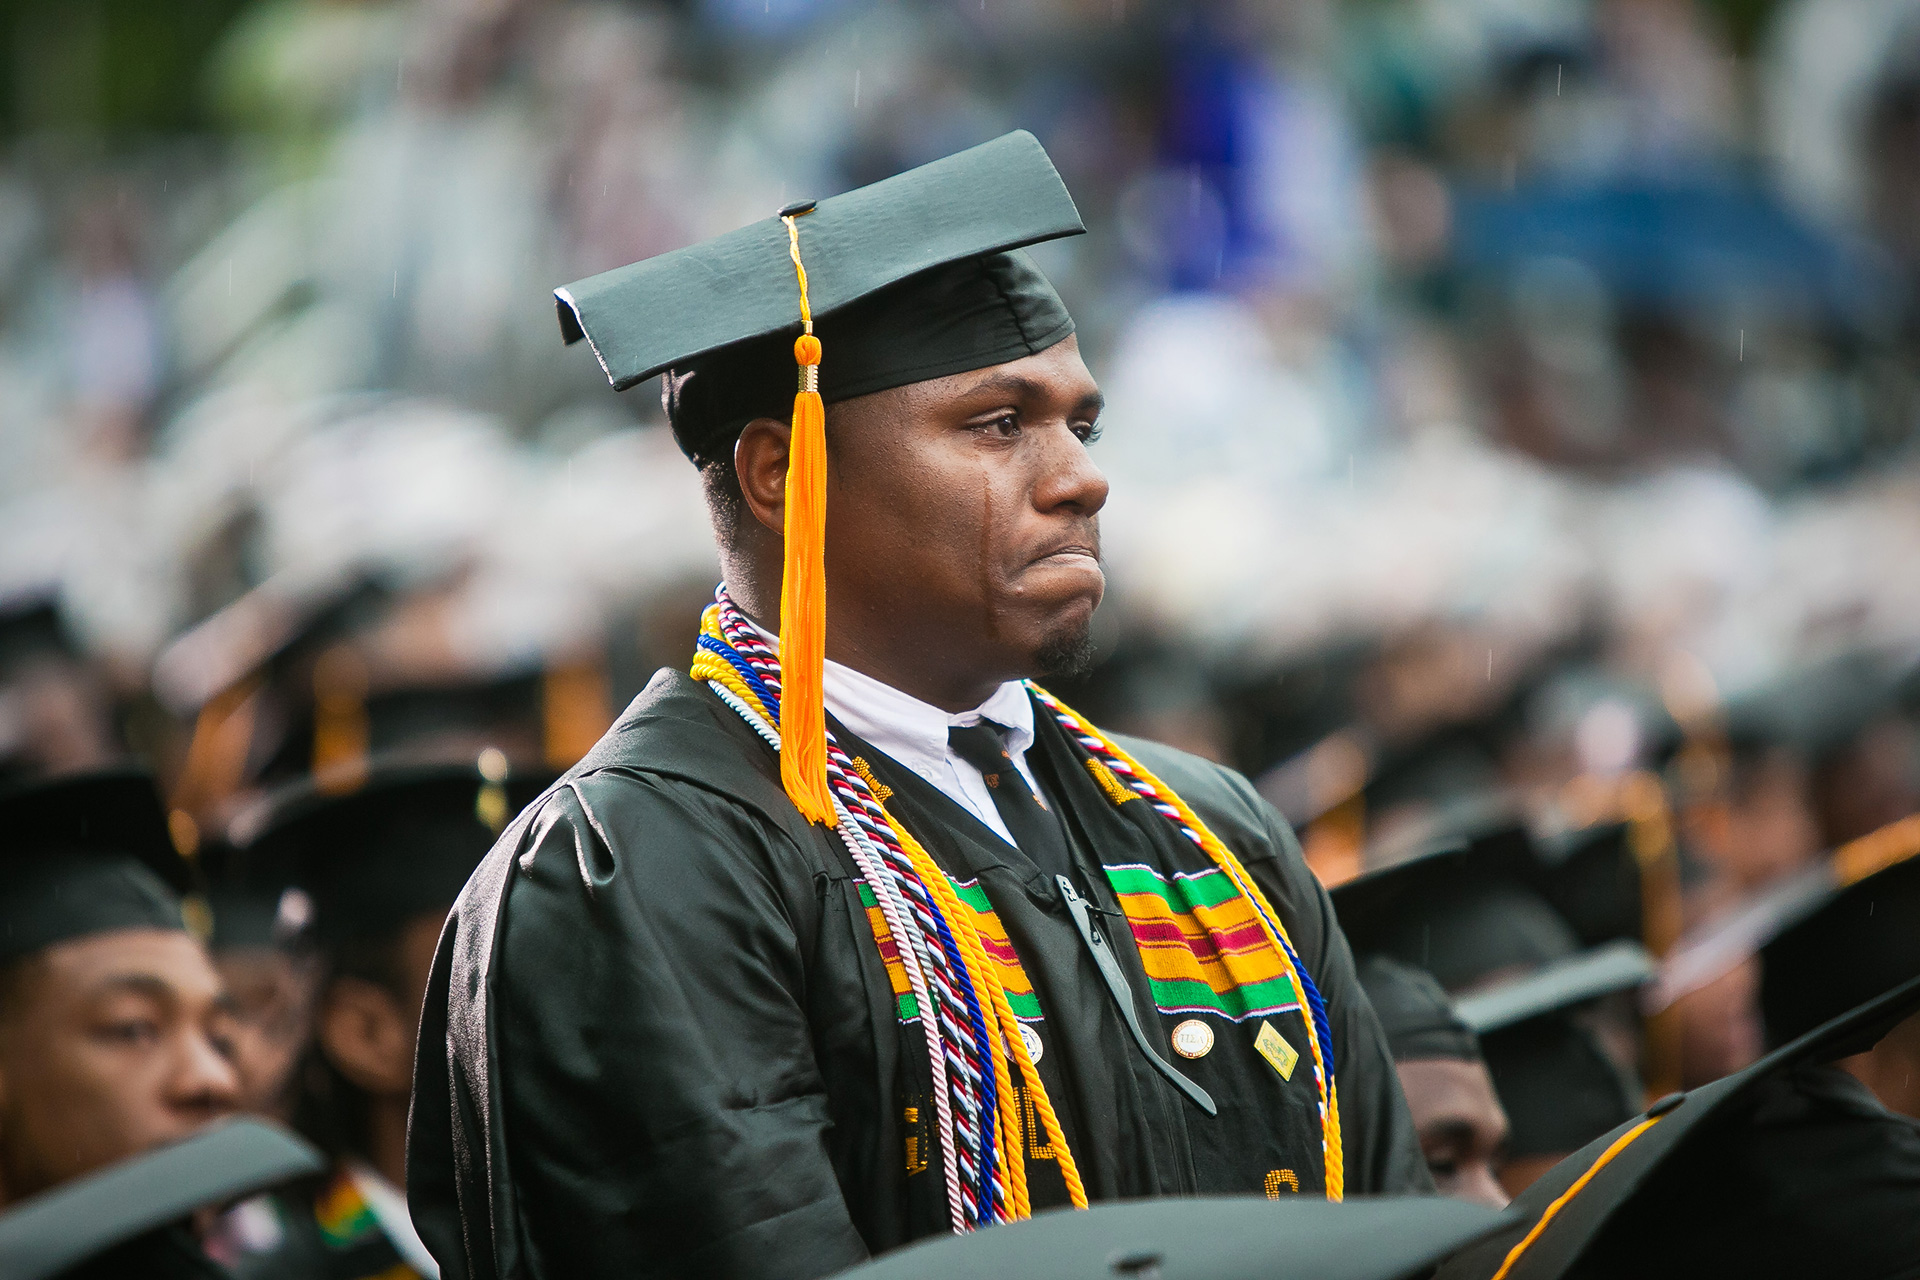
[745,620,1034,775]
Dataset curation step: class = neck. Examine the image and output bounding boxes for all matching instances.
[363,1092,410,1190]
[725,579,1008,714]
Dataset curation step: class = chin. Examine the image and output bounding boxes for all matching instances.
[1032,609,1099,681]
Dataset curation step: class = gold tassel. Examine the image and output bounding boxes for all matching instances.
[780,214,834,824]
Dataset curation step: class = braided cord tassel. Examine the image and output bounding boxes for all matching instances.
[878,807,1090,1212]
[692,588,1098,1228]
[1028,683,1345,1199]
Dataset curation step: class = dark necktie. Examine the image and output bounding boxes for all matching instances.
[946,721,1075,881]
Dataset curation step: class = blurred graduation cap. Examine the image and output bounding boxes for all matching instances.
[835,1195,1511,1280]
[0,594,77,673]
[0,768,197,967]
[1435,973,1920,1280]
[1647,810,1920,1017]
[233,755,552,947]
[1759,817,1920,1048]
[0,1119,321,1280]
[1334,812,1579,990]
[1357,955,1482,1063]
[196,834,313,954]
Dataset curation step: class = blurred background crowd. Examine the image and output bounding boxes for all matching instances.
[4,0,1920,1099]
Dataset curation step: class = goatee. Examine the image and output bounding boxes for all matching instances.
[1035,618,1099,681]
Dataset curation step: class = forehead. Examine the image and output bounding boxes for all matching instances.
[30,929,222,1003]
[853,335,1100,419]
[1396,1056,1507,1127]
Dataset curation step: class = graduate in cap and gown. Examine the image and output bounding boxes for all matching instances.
[1356,957,1510,1207]
[408,131,1428,1280]
[0,770,243,1275]
[226,758,547,1280]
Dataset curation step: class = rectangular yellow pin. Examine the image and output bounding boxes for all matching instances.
[1255,1020,1299,1081]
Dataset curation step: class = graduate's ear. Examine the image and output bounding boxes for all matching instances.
[317,976,413,1097]
[734,416,792,537]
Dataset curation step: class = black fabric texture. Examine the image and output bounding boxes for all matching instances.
[1356,956,1482,1063]
[405,669,1430,1280]
[661,250,1074,466]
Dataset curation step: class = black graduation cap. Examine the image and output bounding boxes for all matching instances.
[556,130,1085,465]
[235,756,553,946]
[196,835,312,953]
[0,769,194,967]
[1759,827,1920,1049]
[1647,811,1920,1020]
[1334,816,1578,991]
[1435,973,1920,1280]
[834,1195,1512,1280]
[0,1118,321,1280]
[1357,955,1483,1063]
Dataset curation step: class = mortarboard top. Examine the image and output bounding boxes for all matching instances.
[0,1118,322,1280]
[151,568,389,718]
[1357,955,1482,1063]
[555,130,1084,395]
[836,1195,1511,1280]
[1759,817,1920,1047]
[1334,814,1578,991]
[235,756,552,946]
[1435,973,1920,1280]
[1453,941,1655,1037]
[1647,809,1920,1017]
[0,769,196,967]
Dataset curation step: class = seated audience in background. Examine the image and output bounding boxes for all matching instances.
[1356,956,1509,1206]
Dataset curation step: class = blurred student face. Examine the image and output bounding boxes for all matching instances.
[213,945,320,1122]
[0,929,240,1205]
[1395,1057,1510,1208]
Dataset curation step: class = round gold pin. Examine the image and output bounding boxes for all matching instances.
[1170,1018,1214,1059]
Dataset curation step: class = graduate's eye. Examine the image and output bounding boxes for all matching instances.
[1072,418,1102,445]
[973,413,1021,439]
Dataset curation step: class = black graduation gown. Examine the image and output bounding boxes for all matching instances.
[1566,1065,1920,1279]
[407,670,1428,1280]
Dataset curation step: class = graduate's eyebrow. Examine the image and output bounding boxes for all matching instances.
[958,370,1104,418]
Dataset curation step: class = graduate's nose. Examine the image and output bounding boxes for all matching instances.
[1033,422,1108,519]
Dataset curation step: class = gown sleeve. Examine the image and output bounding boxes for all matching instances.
[424,768,872,1280]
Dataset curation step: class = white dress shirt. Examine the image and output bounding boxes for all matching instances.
[746,621,1039,848]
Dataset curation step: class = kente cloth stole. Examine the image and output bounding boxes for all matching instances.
[688,585,1343,1230]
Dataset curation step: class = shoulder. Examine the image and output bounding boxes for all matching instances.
[516,667,822,868]
[1107,731,1300,862]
